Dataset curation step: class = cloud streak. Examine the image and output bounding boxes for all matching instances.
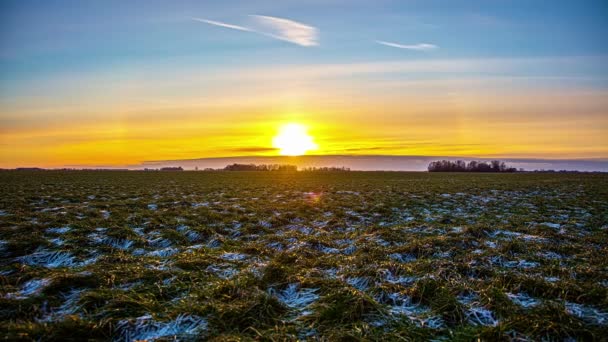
[193,15,318,47]
[249,15,318,47]
[376,41,438,51]
[192,18,252,32]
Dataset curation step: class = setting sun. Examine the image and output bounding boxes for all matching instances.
[272,123,318,156]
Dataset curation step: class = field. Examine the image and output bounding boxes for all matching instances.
[1,171,607,341]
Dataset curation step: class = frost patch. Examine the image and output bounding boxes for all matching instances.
[484,241,497,248]
[146,247,179,258]
[466,306,499,326]
[100,210,110,219]
[206,264,238,279]
[148,238,173,249]
[103,238,134,250]
[538,251,563,260]
[115,314,207,341]
[206,238,222,248]
[379,269,417,286]
[18,249,78,268]
[317,244,340,254]
[389,253,417,263]
[40,289,84,321]
[381,293,444,329]
[184,230,202,242]
[49,238,65,246]
[47,227,71,234]
[451,227,463,234]
[220,252,247,261]
[565,302,608,326]
[507,292,540,308]
[540,222,561,230]
[488,230,521,239]
[457,293,498,326]
[269,283,319,317]
[346,277,371,291]
[5,278,50,299]
[267,242,284,251]
[490,256,539,269]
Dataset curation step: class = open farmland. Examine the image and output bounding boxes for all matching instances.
[1,171,607,341]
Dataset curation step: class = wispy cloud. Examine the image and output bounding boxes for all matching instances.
[376,41,438,51]
[193,15,318,47]
[249,15,318,47]
[192,18,252,32]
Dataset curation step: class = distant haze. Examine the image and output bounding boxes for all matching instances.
[127,155,608,172]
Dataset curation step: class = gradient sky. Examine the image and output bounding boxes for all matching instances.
[1,0,607,168]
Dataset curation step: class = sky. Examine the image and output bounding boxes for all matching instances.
[0,0,607,168]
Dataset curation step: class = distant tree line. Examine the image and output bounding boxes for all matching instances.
[223,163,297,171]
[300,166,351,172]
[428,160,518,172]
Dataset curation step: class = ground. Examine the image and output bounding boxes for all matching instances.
[0,171,607,341]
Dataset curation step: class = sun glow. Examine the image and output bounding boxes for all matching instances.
[272,123,318,156]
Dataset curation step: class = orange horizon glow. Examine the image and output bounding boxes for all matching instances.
[1,59,607,168]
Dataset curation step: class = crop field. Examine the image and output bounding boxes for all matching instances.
[1,171,607,341]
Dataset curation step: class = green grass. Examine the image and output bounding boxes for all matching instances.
[1,170,607,341]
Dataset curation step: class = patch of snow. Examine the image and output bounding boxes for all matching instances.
[220,252,247,261]
[451,227,463,233]
[18,249,78,268]
[205,265,238,279]
[346,277,371,291]
[267,242,284,251]
[106,238,134,250]
[484,241,497,248]
[100,210,110,219]
[269,283,319,313]
[466,306,499,326]
[380,269,417,286]
[565,302,608,325]
[540,222,561,230]
[48,237,65,246]
[322,268,339,279]
[148,238,173,248]
[146,247,179,258]
[115,314,207,341]
[343,245,357,255]
[538,251,563,260]
[318,245,340,254]
[5,278,51,299]
[389,253,417,263]
[46,226,71,234]
[507,292,540,308]
[206,238,222,249]
[381,292,445,329]
[40,289,84,321]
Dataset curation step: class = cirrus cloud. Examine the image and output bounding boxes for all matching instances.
[193,15,318,47]
[249,15,318,47]
[376,40,438,51]
[192,18,252,32]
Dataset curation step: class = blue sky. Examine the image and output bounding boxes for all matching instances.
[2,0,607,79]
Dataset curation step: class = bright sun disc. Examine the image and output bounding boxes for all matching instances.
[272,123,317,156]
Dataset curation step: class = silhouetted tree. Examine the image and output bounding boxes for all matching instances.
[428,160,517,172]
[223,164,297,171]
